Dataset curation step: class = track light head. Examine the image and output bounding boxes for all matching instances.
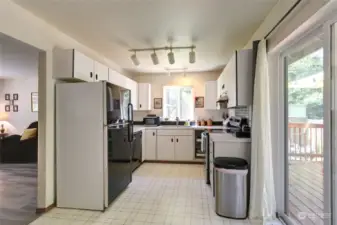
[130,52,140,66]
[189,49,196,64]
[168,49,175,65]
[151,51,159,65]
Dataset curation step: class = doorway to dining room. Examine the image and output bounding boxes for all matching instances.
[0,32,40,225]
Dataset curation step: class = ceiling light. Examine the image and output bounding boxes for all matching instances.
[151,51,159,65]
[130,52,140,66]
[189,48,195,64]
[168,49,175,65]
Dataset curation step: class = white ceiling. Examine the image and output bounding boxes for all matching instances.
[12,0,278,73]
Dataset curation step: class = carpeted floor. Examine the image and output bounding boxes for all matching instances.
[0,164,38,225]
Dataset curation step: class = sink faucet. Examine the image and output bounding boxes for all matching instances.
[176,117,179,126]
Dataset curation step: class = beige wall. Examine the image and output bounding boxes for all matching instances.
[133,70,225,121]
[0,76,38,134]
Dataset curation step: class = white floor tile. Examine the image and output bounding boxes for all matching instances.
[30,163,263,225]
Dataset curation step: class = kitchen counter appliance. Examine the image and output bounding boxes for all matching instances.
[143,115,160,126]
[201,131,210,184]
[131,131,142,171]
[224,116,250,138]
[201,128,225,184]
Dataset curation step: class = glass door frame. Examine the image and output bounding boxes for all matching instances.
[325,16,337,225]
[276,25,333,225]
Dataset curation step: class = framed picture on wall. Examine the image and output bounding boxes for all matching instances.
[31,92,38,112]
[154,98,162,109]
[5,94,10,100]
[5,105,10,112]
[195,96,204,108]
[13,93,19,100]
[13,105,18,112]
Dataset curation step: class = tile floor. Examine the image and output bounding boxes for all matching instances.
[30,163,262,225]
[0,164,38,225]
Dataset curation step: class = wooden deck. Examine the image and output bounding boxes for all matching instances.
[289,161,324,225]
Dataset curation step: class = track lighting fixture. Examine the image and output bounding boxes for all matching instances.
[129,45,196,66]
[130,52,139,66]
[167,48,175,65]
[151,50,159,65]
[189,48,195,64]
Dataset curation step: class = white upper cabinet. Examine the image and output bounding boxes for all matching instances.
[137,83,151,111]
[53,48,94,82]
[205,81,217,110]
[235,49,253,107]
[219,49,253,108]
[73,51,95,82]
[108,69,127,88]
[53,48,110,83]
[93,61,109,82]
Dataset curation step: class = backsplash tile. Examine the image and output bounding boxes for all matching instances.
[235,107,250,118]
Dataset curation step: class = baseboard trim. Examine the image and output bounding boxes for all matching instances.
[36,203,55,214]
[144,160,203,165]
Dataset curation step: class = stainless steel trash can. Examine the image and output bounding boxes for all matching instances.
[214,157,248,219]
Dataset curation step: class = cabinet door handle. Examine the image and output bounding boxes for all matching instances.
[95,74,98,80]
[153,132,155,136]
[140,104,142,108]
[171,138,173,142]
[90,72,93,78]
[176,138,178,143]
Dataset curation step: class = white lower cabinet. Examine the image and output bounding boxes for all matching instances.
[145,130,157,160]
[174,136,194,161]
[157,134,194,161]
[157,136,175,160]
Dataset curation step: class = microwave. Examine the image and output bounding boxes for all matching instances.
[143,116,160,126]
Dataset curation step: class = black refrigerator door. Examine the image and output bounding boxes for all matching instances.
[107,127,131,204]
[127,103,134,142]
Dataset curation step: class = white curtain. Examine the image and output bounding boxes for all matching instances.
[249,39,277,224]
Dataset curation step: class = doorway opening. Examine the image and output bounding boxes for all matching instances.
[0,32,41,225]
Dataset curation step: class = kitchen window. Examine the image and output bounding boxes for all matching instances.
[163,86,194,120]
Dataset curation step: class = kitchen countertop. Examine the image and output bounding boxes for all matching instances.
[133,126,146,133]
[133,125,250,142]
[133,125,225,133]
[209,132,251,143]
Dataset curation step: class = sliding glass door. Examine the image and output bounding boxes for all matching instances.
[280,29,332,225]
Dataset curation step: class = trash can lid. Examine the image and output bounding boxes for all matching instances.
[214,157,248,170]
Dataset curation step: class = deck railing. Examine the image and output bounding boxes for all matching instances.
[288,122,324,161]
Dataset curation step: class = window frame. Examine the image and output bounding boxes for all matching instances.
[162,85,194,121]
